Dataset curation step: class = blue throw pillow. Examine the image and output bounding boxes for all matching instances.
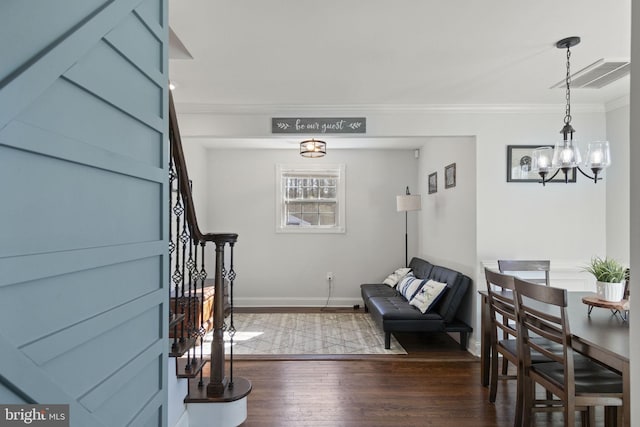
[397,273,427,301]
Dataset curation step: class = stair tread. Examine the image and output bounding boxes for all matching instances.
[169,337,197,357]
[185,376,252,403]
[176,357,208,378]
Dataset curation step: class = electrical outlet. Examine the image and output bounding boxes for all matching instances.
[326,272,333,281]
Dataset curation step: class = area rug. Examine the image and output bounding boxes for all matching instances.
[199,312,407,356]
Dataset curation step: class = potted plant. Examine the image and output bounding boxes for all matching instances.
[584,256,627,302]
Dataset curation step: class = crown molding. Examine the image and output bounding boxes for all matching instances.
[605,95,630,112]
[174,102,606,115]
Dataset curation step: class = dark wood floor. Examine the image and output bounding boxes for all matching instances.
[199,308,592,426]
[234,359,513,427]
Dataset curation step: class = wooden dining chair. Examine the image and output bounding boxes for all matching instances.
[496,260,550,380]
[513,277,624,427]
[484,268,522,426]
[485,268,558,427]
[498,260,551,286]
[623,268,630,299]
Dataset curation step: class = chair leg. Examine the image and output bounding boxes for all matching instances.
[582,408,595,427]
[522,376,534,427]
[604,406,621,427]
[489,346,499,402]
[502,357,509,376]
[565,402,575,427]
[384,332,390,349]
[514,371,523,427]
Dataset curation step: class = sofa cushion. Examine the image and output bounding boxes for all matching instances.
[382,267,412,286]
[408,257,434,280]
[409,279,448,313]
[361,283,397,303]
[369,296,443,321]
[397,273,426,301]
[426,266,470,323]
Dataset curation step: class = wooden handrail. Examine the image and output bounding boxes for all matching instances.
[169,91,205,242]
[168,92,237,245]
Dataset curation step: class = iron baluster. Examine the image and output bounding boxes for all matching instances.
[228,241,236,388]
[198,241,206,387]
[184,232,195,371]
[171,181,184,350]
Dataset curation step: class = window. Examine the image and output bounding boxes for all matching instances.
[276,164,345,233]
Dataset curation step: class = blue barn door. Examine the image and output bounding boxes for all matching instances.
[0,0,169,425]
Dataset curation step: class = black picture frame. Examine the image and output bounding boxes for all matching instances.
[428,172,437,194]
[506,145,577,183]
[445,163,456,189]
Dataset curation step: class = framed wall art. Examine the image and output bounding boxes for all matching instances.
[444,163,456,189]
[428,172,437,194]
[506,145,576,183]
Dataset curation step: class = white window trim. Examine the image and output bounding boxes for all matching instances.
[275,163,346,234]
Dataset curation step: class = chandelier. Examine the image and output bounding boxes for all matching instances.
[300,138,326,158]
[532,37,611,186]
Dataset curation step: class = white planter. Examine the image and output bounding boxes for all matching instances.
[596,280,625,302]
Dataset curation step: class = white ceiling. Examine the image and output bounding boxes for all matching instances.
[167,0,631,148]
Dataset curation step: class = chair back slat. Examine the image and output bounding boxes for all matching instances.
[514,278,573,390]
[498,259,551,286]
[485,268,517,333]
[624,268,630,299]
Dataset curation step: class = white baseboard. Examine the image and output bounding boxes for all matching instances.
[446,332,481,358]
[172,410,188,427]
[467,336,481,358]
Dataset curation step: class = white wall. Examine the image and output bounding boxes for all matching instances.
[606,104,631,265]
[181,142,209,229]
[197,148,419,306]
[419,136,477,327]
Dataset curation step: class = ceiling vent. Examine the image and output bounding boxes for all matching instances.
[551,58,630,89]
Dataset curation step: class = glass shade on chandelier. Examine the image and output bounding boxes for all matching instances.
[531,36,611,186]
[300,139,326,158]
[532,141,610,185]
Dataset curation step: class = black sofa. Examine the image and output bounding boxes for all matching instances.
[361,257,472,350]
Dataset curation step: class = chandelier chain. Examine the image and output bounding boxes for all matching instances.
[564,46,572,125]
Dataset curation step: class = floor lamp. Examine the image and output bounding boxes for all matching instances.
[396,186,422,267]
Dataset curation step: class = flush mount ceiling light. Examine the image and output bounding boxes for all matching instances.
[300,138,326,158]
[532,36,612,186]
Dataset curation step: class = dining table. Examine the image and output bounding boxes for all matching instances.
[479,290,630,426]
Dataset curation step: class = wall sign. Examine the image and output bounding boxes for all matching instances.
[272,117,366,134]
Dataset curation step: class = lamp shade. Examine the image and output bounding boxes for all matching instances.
[300,139,326,158]
[396,194,421,212]
[584,141,611,170]
[552,140,582,169]
[532,147,554,173]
